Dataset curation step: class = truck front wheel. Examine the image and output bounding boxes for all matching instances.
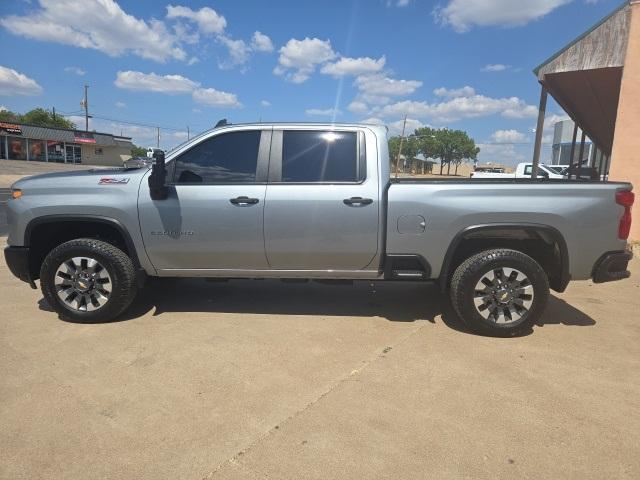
[40,238,137,323]
[449,249,549,336]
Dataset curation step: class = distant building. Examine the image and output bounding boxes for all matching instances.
[0,122,133,166]
[551,120,594,165]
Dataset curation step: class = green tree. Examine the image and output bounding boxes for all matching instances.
[388,134,418,175]
[427,128,479,176]
[0,108,21,123]
[131,145,148,157]
[21,108,76,129]
[0,108,76,129]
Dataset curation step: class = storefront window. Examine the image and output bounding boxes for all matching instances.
[7,136,27,160]
[29,139,46,162]
[47,141,65,163]
[0,136,6,159]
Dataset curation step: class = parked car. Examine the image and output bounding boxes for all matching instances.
[123,156,152,169]
[4,123,634,336]
[471,162,564,179]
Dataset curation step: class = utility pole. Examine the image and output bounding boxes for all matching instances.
[157,127,160,149]
[80,85,89,131]
[187,125,190,140]
[395,115,407,179]
[52,107,56,121]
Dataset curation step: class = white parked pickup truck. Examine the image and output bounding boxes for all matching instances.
[471,163,565,179]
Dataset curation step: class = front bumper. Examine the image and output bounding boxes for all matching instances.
[592,250,633,283]
[4,246,36,288]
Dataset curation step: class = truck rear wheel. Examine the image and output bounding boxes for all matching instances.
[40,238,137,323]
[449,249,549,336]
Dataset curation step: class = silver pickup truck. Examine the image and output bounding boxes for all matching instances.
[4,123,635,336]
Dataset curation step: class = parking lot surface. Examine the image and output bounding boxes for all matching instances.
[1,242,639,479]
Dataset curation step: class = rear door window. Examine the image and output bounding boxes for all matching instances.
[281,130,361,182]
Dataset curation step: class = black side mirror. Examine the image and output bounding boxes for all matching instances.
[148,151,168,200]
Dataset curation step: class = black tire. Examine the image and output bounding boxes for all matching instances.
[40,238,137,323]
[449,249,549,337]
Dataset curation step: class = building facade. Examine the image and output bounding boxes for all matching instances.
[0,122,133,166]
[551,120,594,165]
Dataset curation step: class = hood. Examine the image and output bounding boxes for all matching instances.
[12,166,149,190]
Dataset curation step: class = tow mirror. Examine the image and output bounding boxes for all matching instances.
[148,150,168,200]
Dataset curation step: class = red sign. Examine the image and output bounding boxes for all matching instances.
[0,122,22,134]
[74,132,96,143]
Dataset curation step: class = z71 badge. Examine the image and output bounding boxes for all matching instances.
[99,177,130,185]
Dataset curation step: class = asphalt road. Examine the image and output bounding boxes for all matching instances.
[1,242,639,480]
[0,188,10,237]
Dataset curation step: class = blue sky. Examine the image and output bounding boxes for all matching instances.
[0,0,622,164]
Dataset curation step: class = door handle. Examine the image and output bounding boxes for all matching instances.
[343,196,373,206]
[230,196,259,205]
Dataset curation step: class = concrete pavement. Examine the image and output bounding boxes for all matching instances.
[0,243,639,479]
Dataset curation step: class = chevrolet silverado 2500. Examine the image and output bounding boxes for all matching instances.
[3,123,634,336]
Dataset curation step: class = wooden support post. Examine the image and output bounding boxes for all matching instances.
[567,122,578,180]
[577,131,587,178]
[531,85,548,179]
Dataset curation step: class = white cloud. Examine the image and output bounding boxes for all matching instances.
[260,100,271,107]
[434,0,572,33]
[320,55,386,77]
[274,37,336,83]
[490,129,528,143]
[348,100,370,114]
[476,143,527,166]
[360,117,385,125]
[115,101,126,108]
[387,118,425,136]
[251,31,274,52]
[354,73,422,104]
[114,71,199,94]
[187,56,199,66]
[166,5,226,35]
[387,0,412,6]
[433,86,475,98]
[66,115,190,149]
[379,95,538,122]
[305,108,342,117]
[64,66,86,76]
[502,104,538,119]
[114,70,240,108]
[1,0,186,62]
[0,65,43,96]
[218,36,250,69]
[0,106,7,112]
[192,88,241,108]
[481,63,508,72]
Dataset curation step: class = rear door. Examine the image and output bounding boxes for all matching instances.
[263,128,379,271]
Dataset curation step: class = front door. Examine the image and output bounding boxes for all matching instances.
[264,129,379,271]
[65,145,82,164]
[138,129,271,272]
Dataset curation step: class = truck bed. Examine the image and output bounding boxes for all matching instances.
[386,180,631,281]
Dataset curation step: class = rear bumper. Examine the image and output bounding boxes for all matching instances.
[4,246,35,288]
[592,250,633,283]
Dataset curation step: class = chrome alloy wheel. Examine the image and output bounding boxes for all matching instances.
[54,257,112,312]
[473,267,534,324]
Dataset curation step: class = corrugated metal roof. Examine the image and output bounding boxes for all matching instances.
[20,124,75,142]
[4,123,133,146]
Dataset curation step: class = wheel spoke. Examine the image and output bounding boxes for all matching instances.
[473,266,534,325]
[54,256,112,313]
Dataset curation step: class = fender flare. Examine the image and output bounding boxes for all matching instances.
[438,223,570,292]
[24,214,141,268]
